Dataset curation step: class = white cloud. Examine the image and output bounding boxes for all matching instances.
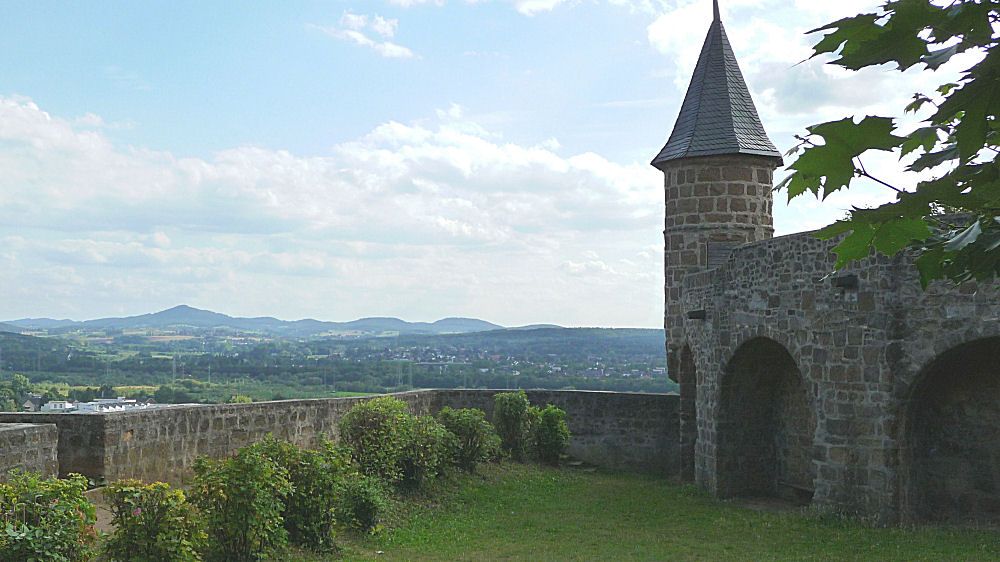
[507,0,572,16]
[338,12,399,39]
[646,1,887,87]
[0,96,662,326]
[371,15,399,38]
[73,113,105,127]
[606,0,668,15]
[339,12,368,30]
[561,258,617,276]
[151,232,171,248]
[639,0,974,239]
[311,13,417,59]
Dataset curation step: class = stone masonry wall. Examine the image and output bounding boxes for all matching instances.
[430,389,679,476]
[662,154,778,354]
[0,423,59,480]
[0,391,435,484]
[678,231,1000,522]
[0,390,678,484]
[0,414,106,480]
[661,153,779,487]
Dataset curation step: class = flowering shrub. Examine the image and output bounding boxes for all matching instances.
[101,479,204,561]
[0,471,96,561]
[189,443,292,561]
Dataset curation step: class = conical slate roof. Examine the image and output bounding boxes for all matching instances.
[651,0,781,170]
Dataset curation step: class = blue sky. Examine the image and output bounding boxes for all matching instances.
[0,1,664,161]
[0,0,948,326]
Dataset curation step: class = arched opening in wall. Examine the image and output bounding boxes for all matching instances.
[678,345,697,482]
[718,337,815,505]
[904,336,1000,523]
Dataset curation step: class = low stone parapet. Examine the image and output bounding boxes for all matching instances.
[0,422,59,480]
[430,389,679,475]
[0,390,679,483]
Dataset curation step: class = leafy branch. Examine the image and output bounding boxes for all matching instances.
[777,0,1000,287]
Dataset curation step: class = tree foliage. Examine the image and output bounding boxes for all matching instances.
[779,0,1000,286]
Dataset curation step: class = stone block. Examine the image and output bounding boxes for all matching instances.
[698,167,721,181]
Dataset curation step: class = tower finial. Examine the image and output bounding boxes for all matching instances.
[713,0,720,21]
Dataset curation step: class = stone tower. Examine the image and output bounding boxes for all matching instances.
[653,0,782,364]
[652,0,782,479]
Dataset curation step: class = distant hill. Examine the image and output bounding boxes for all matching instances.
[428,317,503,333]
[509,324,562,331]
[5,305,510,338]
[0,322,22,334]
[5,317,75,330]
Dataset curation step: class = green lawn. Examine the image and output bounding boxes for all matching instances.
[276,463,1000,561]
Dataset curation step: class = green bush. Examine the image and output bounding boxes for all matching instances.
[339,396,410,483]
[340,396,448,490]
[493,391,539,461]
[536,404,571,466]
[189,443,292,561]
[438,406,501,472]
[101,479,204,561]
[0,471,96,561]
[525,405,541,458]
[398,415,450,489]
[254,436,349,552]
[334,473,390,533]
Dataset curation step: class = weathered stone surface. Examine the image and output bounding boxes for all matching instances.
[0,423,59,480]
[661,154,777,359]
[431,389,679,476]
[670,225,1000,523]
[652,3,1000,524]
[0,390,679,484]
[658,143,1000,524]
[903,337,1000,523]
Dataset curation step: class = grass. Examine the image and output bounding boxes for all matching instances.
[274,463,1000,561]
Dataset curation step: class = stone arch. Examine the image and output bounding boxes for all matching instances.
[902,336,1000,523]
[677,344,697,482]
[717,337,816,504]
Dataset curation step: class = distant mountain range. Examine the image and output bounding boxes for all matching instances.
[3,305,559,338]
